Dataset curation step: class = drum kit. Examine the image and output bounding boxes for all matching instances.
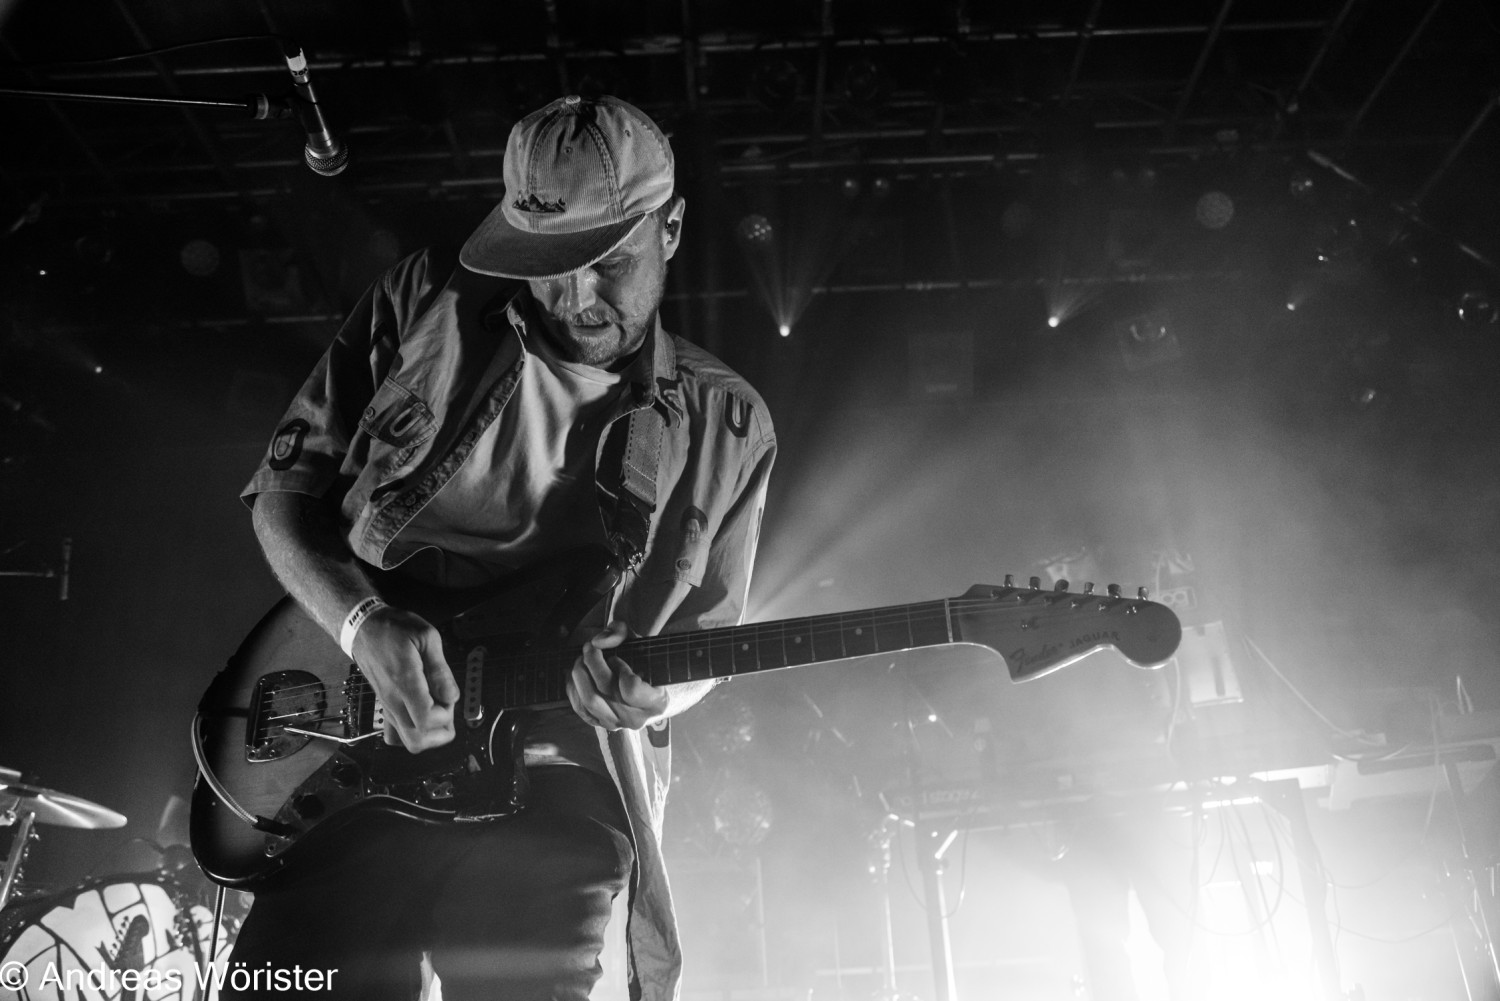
[1,768,242,1001]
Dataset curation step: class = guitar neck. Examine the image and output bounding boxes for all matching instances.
[490,600,955,710]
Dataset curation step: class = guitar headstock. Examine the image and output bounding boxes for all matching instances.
[950,576,1182,681]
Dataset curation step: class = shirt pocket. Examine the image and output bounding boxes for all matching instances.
[357,378,437,450]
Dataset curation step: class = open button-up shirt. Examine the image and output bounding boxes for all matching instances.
[243,246,776,1000]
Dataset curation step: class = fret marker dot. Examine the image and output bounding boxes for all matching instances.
[741,643,749,651]
[794,636,803,644]
[855,627,863,635]
[696,650,703,657]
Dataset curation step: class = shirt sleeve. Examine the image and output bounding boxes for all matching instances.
[239,251,431,505]
[659,432,777,634]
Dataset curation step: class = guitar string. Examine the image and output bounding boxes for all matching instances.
[255,597,1154,723]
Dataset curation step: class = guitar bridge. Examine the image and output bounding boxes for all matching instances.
[246,671,326,762]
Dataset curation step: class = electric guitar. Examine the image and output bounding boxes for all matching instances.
[190,546,1181,889]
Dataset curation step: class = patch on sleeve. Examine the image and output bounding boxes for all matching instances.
[680,506,708,543]
[723,395,752,438]
[267,418,311,471]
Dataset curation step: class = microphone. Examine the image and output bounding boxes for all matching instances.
[280,44,348,176]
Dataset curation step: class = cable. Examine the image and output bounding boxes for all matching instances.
[1243,636,1386,747]
[7,34,292,69]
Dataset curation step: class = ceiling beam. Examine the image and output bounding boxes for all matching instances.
[105,0,241,192]
[1061,0,1106,104]
[41,20,1330,84]
[1168,0,1236,139]
[1343,0,1444,142]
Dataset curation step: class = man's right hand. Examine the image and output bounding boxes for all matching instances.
[349,605,460,752]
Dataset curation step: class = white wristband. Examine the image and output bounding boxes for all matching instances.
[339,596,387,658]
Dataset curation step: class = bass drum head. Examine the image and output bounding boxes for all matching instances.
[0,873,231,1000]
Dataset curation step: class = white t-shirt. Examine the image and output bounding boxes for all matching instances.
[395,326,624,587]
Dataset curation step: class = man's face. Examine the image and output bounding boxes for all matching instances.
[527,197,685,368]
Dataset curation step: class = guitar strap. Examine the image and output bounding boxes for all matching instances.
[596,380,667,576]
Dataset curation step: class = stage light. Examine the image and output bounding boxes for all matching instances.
[1129,317,1169,344]
[750,57,802,112]
[1289,169,1315,200]
[1047,315,1060,328]
[1195,190,1235,230]
[1117,309,1182,371]
[737,214,774,247]
[842,57,888,111]
[778,323,791,337]
[180,238,221,278]
[92,365,103,375]
[1457,290,1497,326]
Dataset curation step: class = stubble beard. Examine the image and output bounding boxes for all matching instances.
[551,271,666,369]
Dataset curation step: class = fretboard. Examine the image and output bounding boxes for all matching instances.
[490,599,956,710]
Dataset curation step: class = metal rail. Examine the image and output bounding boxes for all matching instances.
[40,21,1330,83]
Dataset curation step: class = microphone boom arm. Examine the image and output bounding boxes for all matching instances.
[0,85,291,119]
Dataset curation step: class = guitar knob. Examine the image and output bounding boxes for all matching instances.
[1107,583,1121,598]
[1137,586,1150,600]
[1054,579,1069,591]
[1029,576,1041,590]
[1083,582,1095,595]
[1003,574,1015,588]
[331,761,360,787]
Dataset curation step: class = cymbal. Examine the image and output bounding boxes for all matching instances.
[1,779,126,830]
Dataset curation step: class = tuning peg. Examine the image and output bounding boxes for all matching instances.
[1107,583,1121,598]
[1137,586,1149,600]
[1053,579,1069,591]
[1029,576,1041,590]
[1083,582,1095,595]
[1003,574,1014,588]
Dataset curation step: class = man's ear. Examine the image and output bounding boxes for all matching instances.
[661,195,686,261]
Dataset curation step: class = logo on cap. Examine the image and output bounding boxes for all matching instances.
[512,193,567,214]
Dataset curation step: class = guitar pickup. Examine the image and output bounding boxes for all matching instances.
[463,644,486,728]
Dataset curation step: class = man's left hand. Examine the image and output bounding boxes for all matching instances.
[568,621,670,731]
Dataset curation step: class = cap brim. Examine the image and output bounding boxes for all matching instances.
[460,203,647,280]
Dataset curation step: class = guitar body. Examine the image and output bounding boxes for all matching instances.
[191,547,620,890]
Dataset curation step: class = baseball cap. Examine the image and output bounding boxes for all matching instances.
[460,95,675,280]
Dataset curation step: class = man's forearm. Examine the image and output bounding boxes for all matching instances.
[251,490,380,641]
